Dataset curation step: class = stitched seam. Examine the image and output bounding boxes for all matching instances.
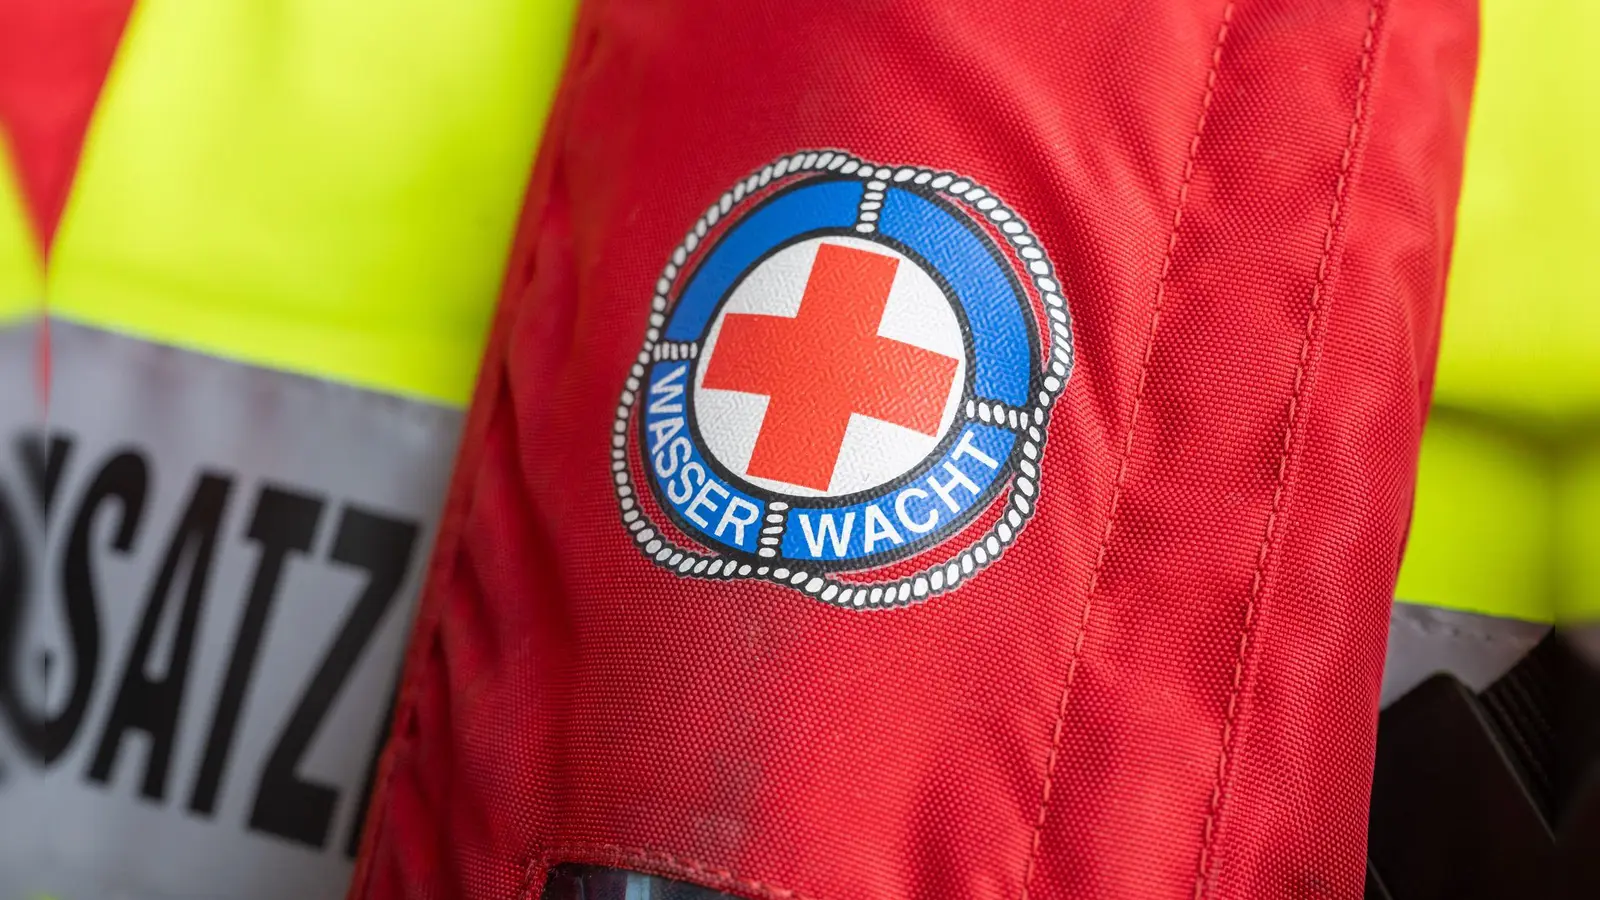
[1017,5,1235,898]
[1190,4,1381,898]
[532,844,824,900]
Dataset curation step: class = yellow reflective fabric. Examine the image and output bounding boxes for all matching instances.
[1560,441,1600,621]
[1431,0,1600,422]
[1396,415,1554,622]
[0,145,42,324]
[48,0,577,407]
[1400,0,1600,624]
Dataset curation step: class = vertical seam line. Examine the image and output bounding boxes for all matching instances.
[1190,3,1382,898]
[1017,4,1236,897]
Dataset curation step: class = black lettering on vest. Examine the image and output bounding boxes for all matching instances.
[4,449,148,764]
[19,432,74,515]
[189,485,325,817]
[249,505,416,849]
[87,472,233,800]
[4,432,72,756]
[0,480,29,757]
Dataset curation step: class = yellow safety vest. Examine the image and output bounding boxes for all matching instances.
[0,3,574,898]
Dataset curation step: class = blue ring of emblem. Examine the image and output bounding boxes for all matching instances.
[614,151,1074,608]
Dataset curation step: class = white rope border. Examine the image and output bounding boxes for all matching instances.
[612,150,1075,609]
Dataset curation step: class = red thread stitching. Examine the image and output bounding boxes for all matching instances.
[534,844,824,900]
[1190,4,1381,898]
[1018,5,1235,898]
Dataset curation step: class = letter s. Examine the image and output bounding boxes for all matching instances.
[654,435,692,479]
[668,461,706,505]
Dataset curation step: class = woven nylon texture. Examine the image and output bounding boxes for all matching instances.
[352,2,1477,899]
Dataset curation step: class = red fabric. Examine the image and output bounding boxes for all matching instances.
[0,0,135,255]
[352,1,1477,898]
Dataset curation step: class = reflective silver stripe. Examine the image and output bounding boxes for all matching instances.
[1381,600,1551,708]
[0,320,463,900]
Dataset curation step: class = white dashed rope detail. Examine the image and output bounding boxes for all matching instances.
[612,150,1075,609]
[651,342,699,362]
[856,177,887,233]
[965,398,1040,432]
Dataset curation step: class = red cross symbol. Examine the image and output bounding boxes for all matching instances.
[701,242,961,492]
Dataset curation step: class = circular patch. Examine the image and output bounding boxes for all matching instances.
[612,150,1074,609]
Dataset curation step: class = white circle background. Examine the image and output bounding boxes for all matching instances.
[692,236,966,499]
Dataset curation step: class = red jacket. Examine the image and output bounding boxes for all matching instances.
[353,1,1477,898]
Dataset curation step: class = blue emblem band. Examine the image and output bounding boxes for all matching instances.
[665,180,864,342]
[642,361,766,554]
[779,423,1016,563]
[877,188,1032,406]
